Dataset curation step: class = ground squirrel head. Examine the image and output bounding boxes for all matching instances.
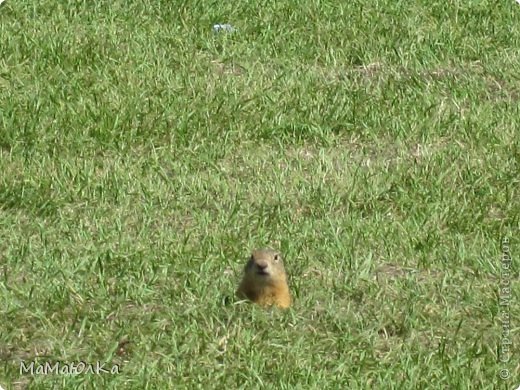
[244,249,287,284]
[237,248,291,308]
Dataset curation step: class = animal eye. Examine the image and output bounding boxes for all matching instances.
[274,254,280,262]
[246,256,255,270]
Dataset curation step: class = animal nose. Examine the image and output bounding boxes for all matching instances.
[256,261,268,270]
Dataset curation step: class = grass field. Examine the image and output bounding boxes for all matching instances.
[1,0,519,388]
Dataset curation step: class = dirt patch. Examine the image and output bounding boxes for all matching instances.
[375,263,443,283]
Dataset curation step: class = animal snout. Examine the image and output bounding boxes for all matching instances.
[256,260,269,270]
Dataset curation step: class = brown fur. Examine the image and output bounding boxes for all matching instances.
[237,249,291,309]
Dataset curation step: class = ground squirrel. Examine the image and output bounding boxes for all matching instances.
[236,249,291,309]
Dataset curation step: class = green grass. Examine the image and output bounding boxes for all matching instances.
[1,0,519,388]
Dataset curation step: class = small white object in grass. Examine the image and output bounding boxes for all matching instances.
[213,24,236,33]
[0,0,5,5]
